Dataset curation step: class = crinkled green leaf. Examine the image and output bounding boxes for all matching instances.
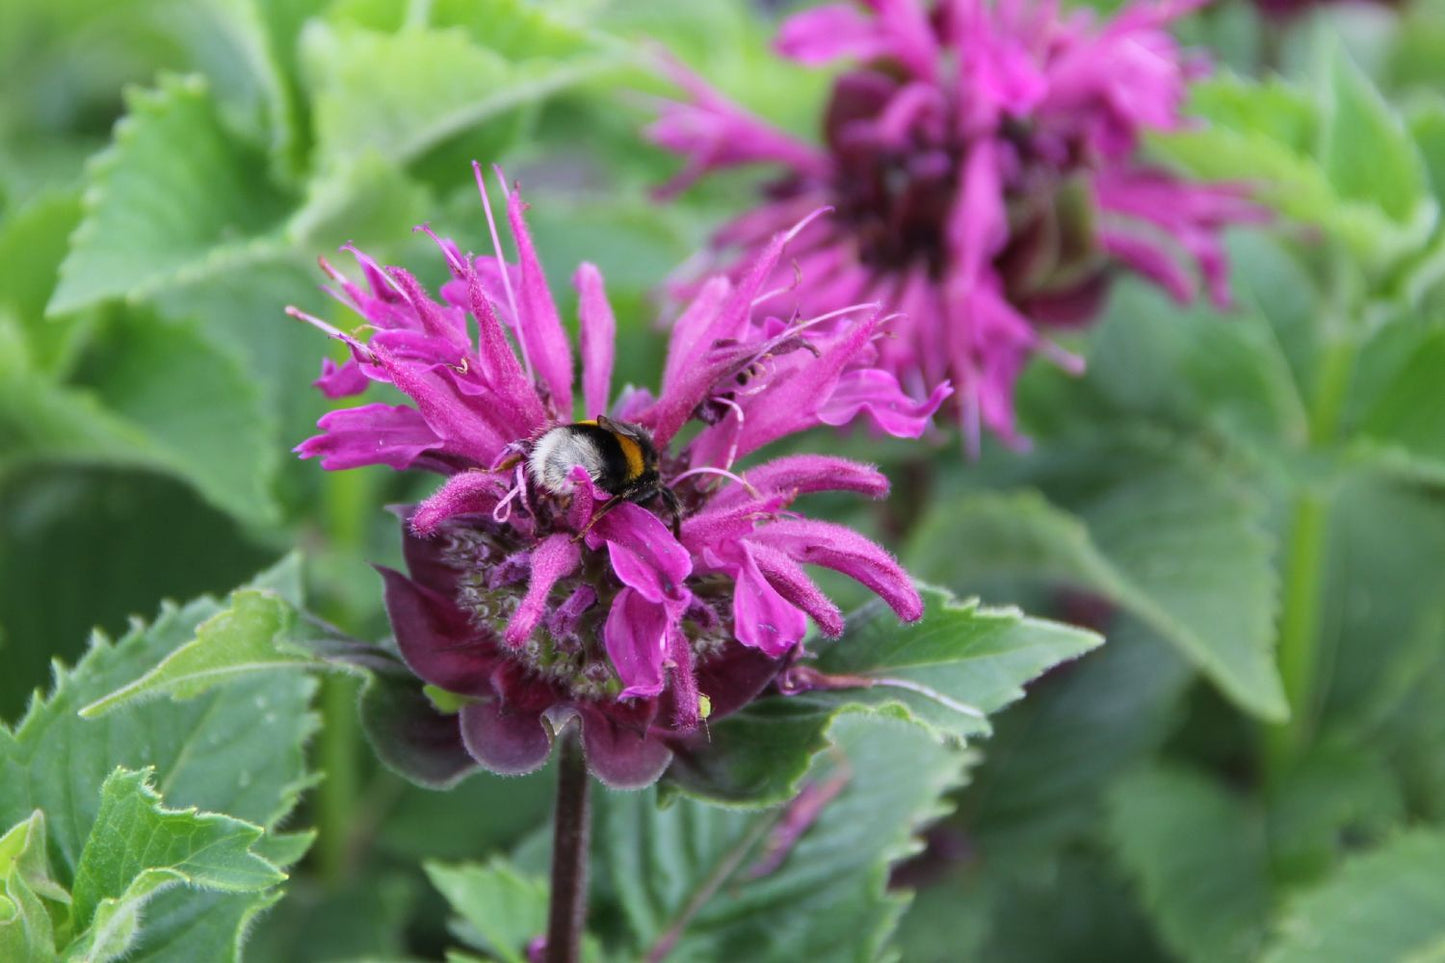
[425,860,546,963]
[0,311,280,525]
[0,557,317,881]
[1263,828,1445,963]
[65,768,284,962]
[48,74,296,316]
[1106,763,1271,963]
[80,591,308,717]
[1157,69,1436,271]
[604,715,968,963]
[0,188,89,375]
[666,585,1097,805]
[1322,45,1432,226]
[0,811,66,963]
[909,478,1285,721]
[301,20,612,171]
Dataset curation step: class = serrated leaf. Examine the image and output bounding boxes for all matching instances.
[65,768,284,962]
[80,591,308,717]
[425,860,546,963]
[0,558,316,882]
[908,477,1286,721]
[1263,828,1445,963]
[0,311,280,525]
[301,21,611,171]
[666,585,1097,806]
[49,74,297,316]
[1106,763,1271,963]
[603,715,967,963]
[808,587,1101,739]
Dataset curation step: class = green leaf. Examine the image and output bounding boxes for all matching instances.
[667,585,1098,805]
[0,811,66,963]
[602,715,968,963]
[0,467,275,723]
[1321,46,1432,226]
[300,20,612,171]
[0,311,280,525]
[1106,763,1271,963]
[0,558,317,882]
[1156,70,1436,271]
[425,860,546,963]
[80,591,308,717]
[1351,323,1445,480]
[907,478,1286,721]
[65,768,284,962]
[49,73,297,316]
[1262,828,1445,963]
[1267,741,1405,886]
[807,588,1101,740]
[0,188,89,375]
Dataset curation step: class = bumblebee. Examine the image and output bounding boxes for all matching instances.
[526,416,681,532]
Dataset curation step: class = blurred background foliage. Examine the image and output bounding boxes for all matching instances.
[3,0,1445,960]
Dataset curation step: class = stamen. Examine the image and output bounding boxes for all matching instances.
[286,305,374,361]
[472,160,533,383]
[1038,337,1086,375]
[782,205,834,245]
[492,476,524,523]
[671,464,761,499]
[752,260,804,310]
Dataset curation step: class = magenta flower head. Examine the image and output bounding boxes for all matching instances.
[650,0,1264,452]
[294,164,936,789]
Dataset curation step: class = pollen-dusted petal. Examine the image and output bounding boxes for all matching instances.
[576,705,674,789]
[752,518,924,622]
[297,403,440,471]
[504,184,574,413]
[817,368,952,438]
[377,565,496,694]
[574,263,616,419]
[592,502,692,603]
[459,699,552,777]
[411,470,507,534]
[504,534,582,647]
[603,587,671,698]
[731,544,809,657]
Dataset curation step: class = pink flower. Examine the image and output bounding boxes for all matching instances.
[295,164,936,788]
[650,0,1265,453]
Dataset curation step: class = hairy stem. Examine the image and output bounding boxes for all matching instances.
[546,732,592,963]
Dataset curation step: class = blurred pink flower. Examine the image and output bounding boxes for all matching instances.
[295,165,936,788]
[651,0,1263,452]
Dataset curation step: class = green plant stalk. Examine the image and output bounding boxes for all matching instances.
[315,466,375,883]
[1265,335,1355,776]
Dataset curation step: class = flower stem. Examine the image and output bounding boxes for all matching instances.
[1265,334,1355,778]
[546,731,592,963]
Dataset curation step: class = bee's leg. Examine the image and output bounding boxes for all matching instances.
[572,493,623,543]
[658,487,683,539]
